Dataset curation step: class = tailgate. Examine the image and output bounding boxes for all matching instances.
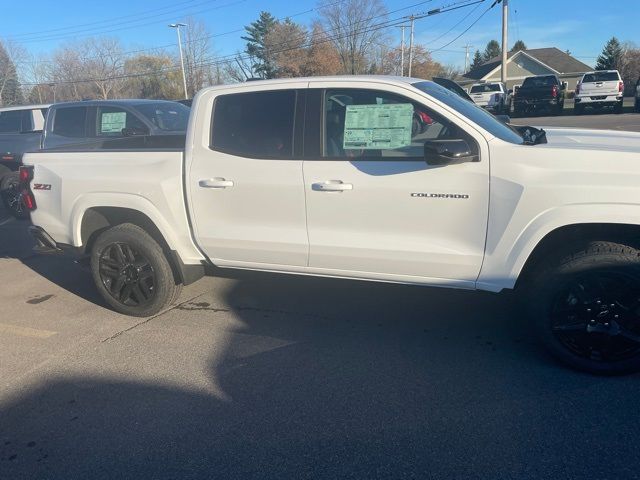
[580,81,619,96]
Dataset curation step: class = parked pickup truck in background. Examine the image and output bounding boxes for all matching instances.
[469,82,511,114]
[0,104,50,218]
[1,99,189,218]
[22,75,640,375]
[513,74,566,116]
[575,70,624,115]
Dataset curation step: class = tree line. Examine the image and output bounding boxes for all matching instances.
[0,0,463,106]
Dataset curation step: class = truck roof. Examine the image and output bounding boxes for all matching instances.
[49,99,184,108]
[0,104,51,112]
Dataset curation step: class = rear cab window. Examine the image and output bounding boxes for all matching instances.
[470,84,501,93]
[522,76,557,88]
[582,71,620,83]
[210,90,296,158]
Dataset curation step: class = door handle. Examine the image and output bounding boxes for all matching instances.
[312,180,353,192]
[199,178,234,189]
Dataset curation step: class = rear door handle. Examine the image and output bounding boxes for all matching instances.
[199,178,234,189]
[312,180,353,192]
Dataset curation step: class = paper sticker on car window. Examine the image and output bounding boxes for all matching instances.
[343,103,413,150]
[100,112,127,133]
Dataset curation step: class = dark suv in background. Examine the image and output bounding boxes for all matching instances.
[513,74,566,116]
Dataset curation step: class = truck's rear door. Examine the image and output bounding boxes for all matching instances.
[186,83,309,267]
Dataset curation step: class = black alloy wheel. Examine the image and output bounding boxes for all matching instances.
[1,172,28,219]
[98,242,157,307]
[549,270,640,364]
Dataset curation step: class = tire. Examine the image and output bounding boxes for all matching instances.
[0,172,29,220]
[615,100,624,114]
[525,240,640,375]
[90,223,182,317]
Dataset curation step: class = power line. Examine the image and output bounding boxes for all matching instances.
[428,0,498,53]
[18,0,483,87]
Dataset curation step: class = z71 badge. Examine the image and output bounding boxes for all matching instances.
[33,184,52,191]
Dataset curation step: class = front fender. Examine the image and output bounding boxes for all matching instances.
[477,203,640,291]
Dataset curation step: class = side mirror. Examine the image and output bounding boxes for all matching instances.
[424,139,475,166]
[122,126,149,137]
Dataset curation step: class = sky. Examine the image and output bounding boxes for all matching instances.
[2,0,638,72]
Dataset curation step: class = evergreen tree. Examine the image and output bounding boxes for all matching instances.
[242,11,278,79]
[510,40,527,52]
[595,37,623,71]
[470,49,483,70]
[0,42,23,106]
[482,40,501,62]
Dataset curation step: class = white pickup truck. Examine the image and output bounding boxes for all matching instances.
[575,70,624,114]
[469,82,511,114]
[21,76,640,374]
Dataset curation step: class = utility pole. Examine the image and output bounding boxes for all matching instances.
[500,0,508,84]
[169,23,189,100]
[463,43,473,73]
[408,16,415,77]
[400,25,406,76]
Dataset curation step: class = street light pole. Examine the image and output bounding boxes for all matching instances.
[500,0,509,84]
[408,16,415,77]
[169,23,189,100]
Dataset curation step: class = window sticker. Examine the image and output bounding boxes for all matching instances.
[100,112,127,133]
[343,103,413,150]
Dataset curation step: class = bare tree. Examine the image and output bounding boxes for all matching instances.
[123,54,183,99]
[0,40,26,106]
[317,0,388,74]
[302,22,342,76]
[182,17,215,96]
[264,19,308,78]
[380,45,443,79]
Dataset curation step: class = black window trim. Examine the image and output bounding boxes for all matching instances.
[208,88,303,160]
[302,87,480,163]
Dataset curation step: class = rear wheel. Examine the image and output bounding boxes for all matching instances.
[0,172,29,220]
[525,241,640,374]
[90,223,182,317]
[615,100,624,114]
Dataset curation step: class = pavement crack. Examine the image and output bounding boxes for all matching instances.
[101,292,209,343]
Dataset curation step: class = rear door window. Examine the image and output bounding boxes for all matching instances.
[210,90,296,158]
[52,107,88,138]
[0,110,23,133]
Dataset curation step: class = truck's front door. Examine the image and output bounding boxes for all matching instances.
[187,84,309,267]
[302,83,490,287]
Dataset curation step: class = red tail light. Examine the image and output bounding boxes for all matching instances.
[551,85,558,98]
[418,111,433,125]
[619,81,624,93]
[18,166,36,211]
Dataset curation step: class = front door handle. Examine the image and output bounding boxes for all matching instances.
[312,180,353,192]
[199,178,234,189]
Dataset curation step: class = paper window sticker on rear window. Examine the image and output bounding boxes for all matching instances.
[343,103,413,150]
[100,112,127,133]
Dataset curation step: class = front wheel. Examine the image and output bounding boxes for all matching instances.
[90,223,182,317]
[0,172,29,220]
[525,241,640,374]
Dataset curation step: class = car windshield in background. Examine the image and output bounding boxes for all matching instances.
[582,72,619,82]
[412,81,524,145]
[470,84,501,93]
[522,76,556,88]
[134,102,190,132]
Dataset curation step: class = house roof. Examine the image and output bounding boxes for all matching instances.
[462,47,593,80]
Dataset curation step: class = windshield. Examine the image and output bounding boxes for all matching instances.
[470,84,501,93]
[133,102,190,132]
[412,81,523,144]
[522,76,556,88]
[582,71,619,83]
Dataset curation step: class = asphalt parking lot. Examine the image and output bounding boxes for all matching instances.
[2,112,640,479]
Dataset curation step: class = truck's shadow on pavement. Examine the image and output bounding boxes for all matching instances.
[3,208,640,478]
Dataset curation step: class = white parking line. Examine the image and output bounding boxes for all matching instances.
[0,322,58,339]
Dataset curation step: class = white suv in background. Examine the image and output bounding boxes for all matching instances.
[469,82,511,114]
[574,70,624,114]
